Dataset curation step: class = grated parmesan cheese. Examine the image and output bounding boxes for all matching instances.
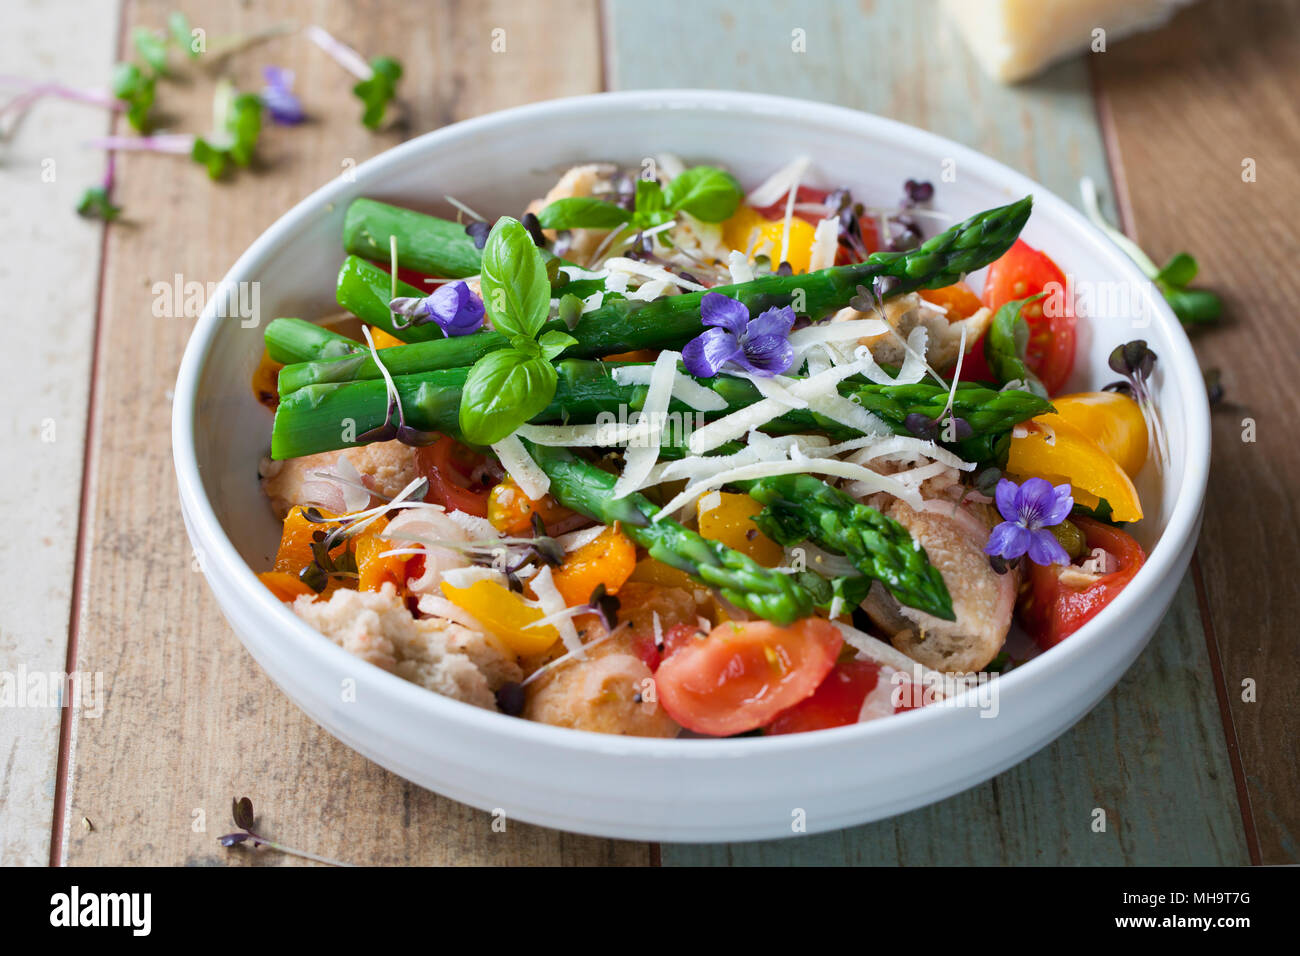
[611,350,679,499]
[491,434,550,499]
[530,565,584,656]
[808,216,840,272]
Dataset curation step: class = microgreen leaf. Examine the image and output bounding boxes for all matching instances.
[663,165,742,222]
[76,186,121,221]
[353,55,402,129]
[480,216,551,340]
[536,197,633,230]
[1153,252,1197,287]
[458,348,558,444]
[168,11,200,59]
[190,85,262,179]
[983,293,1048,398]
[111,62,155,132]
[133,27,170,74]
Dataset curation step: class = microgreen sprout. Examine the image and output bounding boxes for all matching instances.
[77,153,120,222]
[219,797,353,867]
[1080,176,1222,325]
[1106,338,1167,468]
[190,79,263,179]
[355,326,440,445]
[306,26,403,130]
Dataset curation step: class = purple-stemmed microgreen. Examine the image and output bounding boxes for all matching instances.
[356,326,441,446]
[219,797,353,867]
[0,76,122,139]
[76,149,120,222]
[984,477,1074,568]
[681,292,795,378]
[260,66,304,125]
[1106,338,1167,469]
[389,280,485,336]
[306,25,403,130]
[190,79,263,179]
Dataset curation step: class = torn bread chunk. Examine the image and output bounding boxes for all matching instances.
[861,498,1016,673]
[835,292,992,372]
[292,584,521,710]
[260,440,420,520]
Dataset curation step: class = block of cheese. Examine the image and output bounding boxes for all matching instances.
[943,0,1196,83]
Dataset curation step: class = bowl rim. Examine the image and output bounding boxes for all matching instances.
[172,88,1210,760]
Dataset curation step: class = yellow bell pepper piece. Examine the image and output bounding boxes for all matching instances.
[697,492,784,567]
[1007,413,1143,522]
[721,206,817,273]
[1050,392,1148,479]
[440,578,558,656]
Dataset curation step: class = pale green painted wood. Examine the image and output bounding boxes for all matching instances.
[606,0,1248,866]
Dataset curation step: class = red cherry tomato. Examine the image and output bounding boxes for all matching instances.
[660,622,701,662]
[1020,517,1146,649]
[980,240,1077,395]
[752,185,830,221]
[654,618,843,736]
[415,436,492,518]
[766,659,883,734]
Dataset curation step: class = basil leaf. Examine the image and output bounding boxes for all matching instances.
[537,197,632,231]
[538,329,578,361]
[635,178,666,217]
[458,348,558,445]
[480,216,552,340]
[663,165,743,222]
[983,293,1047,397]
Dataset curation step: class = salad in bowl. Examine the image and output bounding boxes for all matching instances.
[251,155,1160,741]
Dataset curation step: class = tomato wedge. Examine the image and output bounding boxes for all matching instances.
[654,618,843,736]
[1020,517,1146,649]
[980,239,1077,395]
[766,659,884,734]
[415,435,492,518]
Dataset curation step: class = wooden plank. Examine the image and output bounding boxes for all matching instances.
[1093,0,1300,866]
[607,0,1248,865]
[58,0,645,865]
[0,0,122,867]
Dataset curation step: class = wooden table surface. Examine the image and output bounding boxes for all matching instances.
[2,0,1295,866]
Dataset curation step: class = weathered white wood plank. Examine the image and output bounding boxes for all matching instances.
[606,0,1247,865]
[0,0,122,866]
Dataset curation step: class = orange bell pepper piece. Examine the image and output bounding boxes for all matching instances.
[258,571,317,603]
[918,282,984,321]
[551,525,637,607]
[722,206,817,273]
[367,325,407,349]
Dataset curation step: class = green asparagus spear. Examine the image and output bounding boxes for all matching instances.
[523,443,815,625]
[736,474,955,621]
[343,198,483,279]
[286,196,1033,395]
[271,357,1051,460]
[264,318,363,365]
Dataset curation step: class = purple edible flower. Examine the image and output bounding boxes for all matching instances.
[261,67,304,125]
[984,477,1074,566]
[389,280,484,336]
[681,292,795,378]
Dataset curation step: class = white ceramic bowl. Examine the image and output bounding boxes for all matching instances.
[173,90,1209,842]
